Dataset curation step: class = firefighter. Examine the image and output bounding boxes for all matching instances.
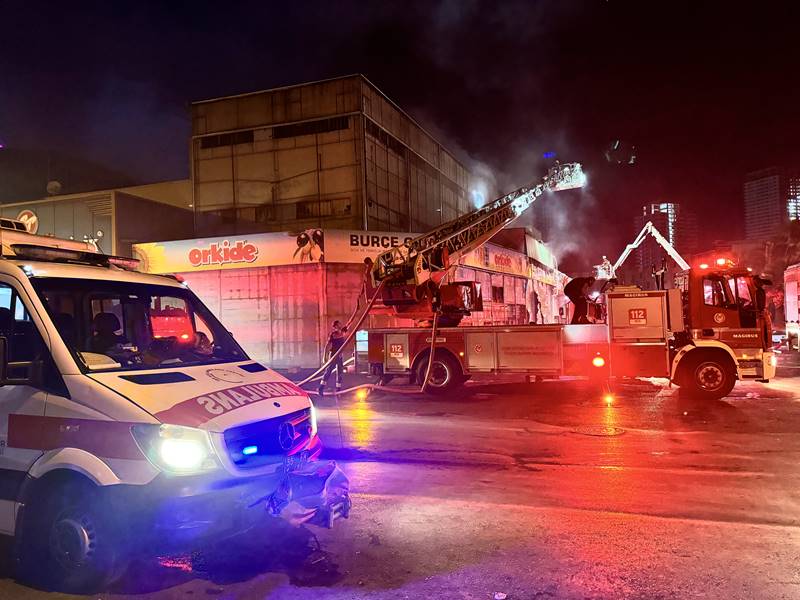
[564,276,596,324]
[319,320,348,395]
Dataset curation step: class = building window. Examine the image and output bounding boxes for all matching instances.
[273,116,349,139]
[296,198,352,219]
[200,130,255,149]
[491,285,504,303]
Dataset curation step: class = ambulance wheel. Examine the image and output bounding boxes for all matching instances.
[679,352,736,402]
[416,351,463,395]
[18,475,127,593]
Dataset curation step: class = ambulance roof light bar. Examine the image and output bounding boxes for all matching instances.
[8,244,140,271]
[610,221,690,277]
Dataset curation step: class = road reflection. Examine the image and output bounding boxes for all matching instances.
[346,395,376,447]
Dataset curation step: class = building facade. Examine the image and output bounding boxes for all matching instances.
[133,227,565,368]
[0,180,193,257]
[744,167,800,240]
[191,75,471,237]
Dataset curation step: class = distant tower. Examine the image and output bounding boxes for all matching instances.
[744,167,800,240]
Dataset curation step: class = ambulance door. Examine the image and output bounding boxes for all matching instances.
[0,279,51,533]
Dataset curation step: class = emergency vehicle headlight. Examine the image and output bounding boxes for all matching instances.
[132,424,218,474]
[309,402,318,438]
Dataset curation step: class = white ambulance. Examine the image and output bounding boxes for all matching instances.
[0,228,343,592]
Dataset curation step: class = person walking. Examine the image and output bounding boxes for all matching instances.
[319,320,348,395]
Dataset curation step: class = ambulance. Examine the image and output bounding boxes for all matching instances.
[0,224,344,592]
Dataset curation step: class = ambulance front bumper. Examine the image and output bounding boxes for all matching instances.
[110,452,349,553]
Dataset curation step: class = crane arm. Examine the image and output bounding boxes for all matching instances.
[611,221,690,276]
[371,162,585,286]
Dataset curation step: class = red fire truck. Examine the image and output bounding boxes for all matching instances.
[368,274,776,401]
[786,263,800,350]
[363,167,776,401]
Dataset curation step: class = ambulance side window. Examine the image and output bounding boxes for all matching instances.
[0,283,67,395]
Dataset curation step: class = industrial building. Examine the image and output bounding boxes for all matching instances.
[190,74,471,237]
[744,167,800,240]
[0,180,193,257]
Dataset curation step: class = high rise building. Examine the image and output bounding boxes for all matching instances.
[627,202,698,287]
[744,167,800,240]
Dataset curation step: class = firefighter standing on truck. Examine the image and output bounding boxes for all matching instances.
[319,320,348,395]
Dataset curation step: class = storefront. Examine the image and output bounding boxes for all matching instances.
[133,229,565,368]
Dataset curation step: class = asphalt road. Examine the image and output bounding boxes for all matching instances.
[3,353,800,599]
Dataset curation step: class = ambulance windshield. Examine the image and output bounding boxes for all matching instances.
[31,278,248,372]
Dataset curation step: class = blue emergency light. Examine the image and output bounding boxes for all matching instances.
[242,445,259,456]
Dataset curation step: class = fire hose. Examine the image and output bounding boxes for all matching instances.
[298,280,386,388]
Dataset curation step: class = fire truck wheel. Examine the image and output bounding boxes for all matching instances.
[416,351,463,395]
[18,475,127,593]
[681,352,736,402]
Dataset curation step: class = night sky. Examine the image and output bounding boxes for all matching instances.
[2,1,799,271]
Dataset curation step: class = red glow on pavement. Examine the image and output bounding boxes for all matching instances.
[157,555,194,572]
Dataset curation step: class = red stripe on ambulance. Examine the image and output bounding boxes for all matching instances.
[7,414,143,460]
[154,381,306,427]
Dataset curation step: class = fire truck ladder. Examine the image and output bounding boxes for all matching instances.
[371,162,586,286]
[611,220,690,277]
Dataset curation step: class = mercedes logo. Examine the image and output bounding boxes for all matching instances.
[278,421,296,451]
[205,368,244,383]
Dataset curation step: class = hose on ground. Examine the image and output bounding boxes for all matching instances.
[299,280,386,388]
[419,311,440,394]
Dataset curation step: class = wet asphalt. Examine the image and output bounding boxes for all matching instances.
[3,352,800,599]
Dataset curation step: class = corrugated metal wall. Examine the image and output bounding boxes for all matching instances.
[180,263,366,369]
[191,75,473,237]
[1,195,113,252]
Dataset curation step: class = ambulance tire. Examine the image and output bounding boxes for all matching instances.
[18,474,127,593]
[678,351,736,402]
[416,351,463,395]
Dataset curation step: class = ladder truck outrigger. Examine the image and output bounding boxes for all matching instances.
[365,167,776,400]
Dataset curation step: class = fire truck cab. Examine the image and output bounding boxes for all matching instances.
[671,262,775,395]
[0,238,347,592]
[786,263,800,351]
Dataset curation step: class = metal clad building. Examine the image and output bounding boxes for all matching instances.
[191,75,471,237]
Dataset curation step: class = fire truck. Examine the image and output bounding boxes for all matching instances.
[365,168,776,401]
[786,262,800,350]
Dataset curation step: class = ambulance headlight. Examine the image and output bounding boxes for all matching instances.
[132,424,218,474]
[309,402,318,438]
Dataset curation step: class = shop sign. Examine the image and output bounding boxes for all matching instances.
[459,242,528,277]
[134,229,418,274]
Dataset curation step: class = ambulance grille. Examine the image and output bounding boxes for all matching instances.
[223,408,312,469]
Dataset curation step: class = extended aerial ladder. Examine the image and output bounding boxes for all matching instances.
[597,221,690,285]
[371,162,585,288]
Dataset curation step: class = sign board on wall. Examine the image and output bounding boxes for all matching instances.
[133,229,418,274]
[458,243,529,278]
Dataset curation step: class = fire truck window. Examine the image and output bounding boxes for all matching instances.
[703,278,730,307]
[732,277,753,308]
[150,296,194,341]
